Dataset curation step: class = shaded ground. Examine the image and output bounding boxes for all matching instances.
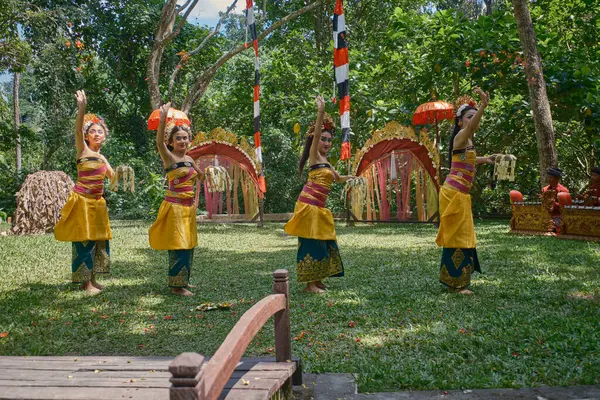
[0,220,598,393]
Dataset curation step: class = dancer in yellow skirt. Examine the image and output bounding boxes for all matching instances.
[54,90,113,293]
[284,96,355,293]
[436,88,496,294]
[149,103,204,296]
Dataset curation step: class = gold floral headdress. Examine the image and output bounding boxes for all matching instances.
[454,95,478,118]
[164,118,192,145]
[83,113,108,136]
[306,112,335,137]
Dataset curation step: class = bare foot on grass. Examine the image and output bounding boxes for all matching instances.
[171,287,194,296]
[303,282,326,294]
[315,281,328,290]
[81,281,101,294]
[91,280,104,290]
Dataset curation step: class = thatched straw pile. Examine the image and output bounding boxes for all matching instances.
[11,171,74,235]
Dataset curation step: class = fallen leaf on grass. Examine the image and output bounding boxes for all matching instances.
[192,302,232,312]
[293,331,308,341]
[0,332,9,338]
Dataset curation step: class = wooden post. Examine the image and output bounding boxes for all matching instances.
[169,352,205,400]
[346,192,351,227]
[273,269,293,396]
[273,270,291,362]
[258,197,265,228]
[434,116,441,185]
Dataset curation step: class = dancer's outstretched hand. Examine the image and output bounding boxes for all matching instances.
[75,90,87,110]
[315,95,325,112]
[474,87,489,108]
[160,102,171,122]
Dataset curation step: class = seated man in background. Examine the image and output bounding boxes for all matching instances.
[541,167,569,231]
[578,166,600,206]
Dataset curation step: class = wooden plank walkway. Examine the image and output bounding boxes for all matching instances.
[0,356,297,400]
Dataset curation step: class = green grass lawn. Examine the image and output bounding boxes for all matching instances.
[0,220,599,393]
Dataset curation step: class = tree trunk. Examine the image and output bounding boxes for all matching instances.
[512,0,557,187]
[13,72,22,175]
[452,72,460,98]
[484,0,492,15]
[146,0,178,109]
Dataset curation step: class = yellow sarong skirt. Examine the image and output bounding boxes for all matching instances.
[284,202,336,241]
[435,186,476,249]
[54,192,112,242]
[149,201,198,250]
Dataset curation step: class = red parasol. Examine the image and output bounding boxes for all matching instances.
[147,108,190,130]
[412,101,455,181]
[412,101,454,126]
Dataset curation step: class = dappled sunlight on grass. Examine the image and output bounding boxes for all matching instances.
[0,220,599,392]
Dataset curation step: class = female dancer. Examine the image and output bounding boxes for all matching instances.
[55,90,113,293]
[436,88,495,295]
[149,102,204,296]
[284,96,354,293]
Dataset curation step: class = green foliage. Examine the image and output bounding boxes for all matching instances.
[0,0,33,72]
[262,127,304,213]
[0,0,598,218]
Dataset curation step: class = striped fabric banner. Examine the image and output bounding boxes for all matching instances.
[246,0,266,193]
[333,0,351,160]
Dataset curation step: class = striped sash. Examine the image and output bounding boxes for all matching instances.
[298,181,330,207]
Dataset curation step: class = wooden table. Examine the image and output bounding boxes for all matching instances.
[0,356,297,400]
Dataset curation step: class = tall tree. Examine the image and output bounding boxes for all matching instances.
[0,0,31,175]
[13,72,21,174]
[512,0,558,185]
[146,0,331,113]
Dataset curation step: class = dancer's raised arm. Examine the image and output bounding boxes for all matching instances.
[309,95,326,165]
[74,90,87,156]
[454,88,489,148]
[156,102,172,165]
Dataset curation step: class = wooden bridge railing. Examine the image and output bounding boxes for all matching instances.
[169,269,292,400]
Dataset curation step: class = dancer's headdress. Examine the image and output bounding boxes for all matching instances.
[306,112,335,137]
[83,113,108,136]
[454,95,478,118]
[164,118,192,145]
